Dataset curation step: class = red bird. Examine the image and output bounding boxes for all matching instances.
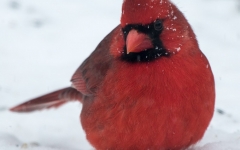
[11,0,215,149]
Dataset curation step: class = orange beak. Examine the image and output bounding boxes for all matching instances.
[126,30,153,54]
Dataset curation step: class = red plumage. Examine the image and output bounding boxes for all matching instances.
[11,0,215,149]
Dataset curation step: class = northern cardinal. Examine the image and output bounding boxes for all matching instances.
[10,0,215,149]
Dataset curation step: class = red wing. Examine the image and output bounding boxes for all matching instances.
[71,25,121,95]
[10,87,82,112]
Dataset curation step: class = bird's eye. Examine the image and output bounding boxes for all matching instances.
[154,19,163,31]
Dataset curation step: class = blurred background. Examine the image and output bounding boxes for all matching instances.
[0,0,240,149]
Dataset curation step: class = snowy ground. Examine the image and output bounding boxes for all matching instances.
[1,0,240,149]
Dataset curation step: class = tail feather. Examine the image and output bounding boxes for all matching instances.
[10,87,83,112]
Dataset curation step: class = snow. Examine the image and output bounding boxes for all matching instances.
[1,0,240,149]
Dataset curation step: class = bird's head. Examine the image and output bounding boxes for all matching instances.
[110,0,199,62]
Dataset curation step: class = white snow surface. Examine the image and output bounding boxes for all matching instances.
[1,0,240,149]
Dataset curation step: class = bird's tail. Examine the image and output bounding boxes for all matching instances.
[10,87,83,112]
